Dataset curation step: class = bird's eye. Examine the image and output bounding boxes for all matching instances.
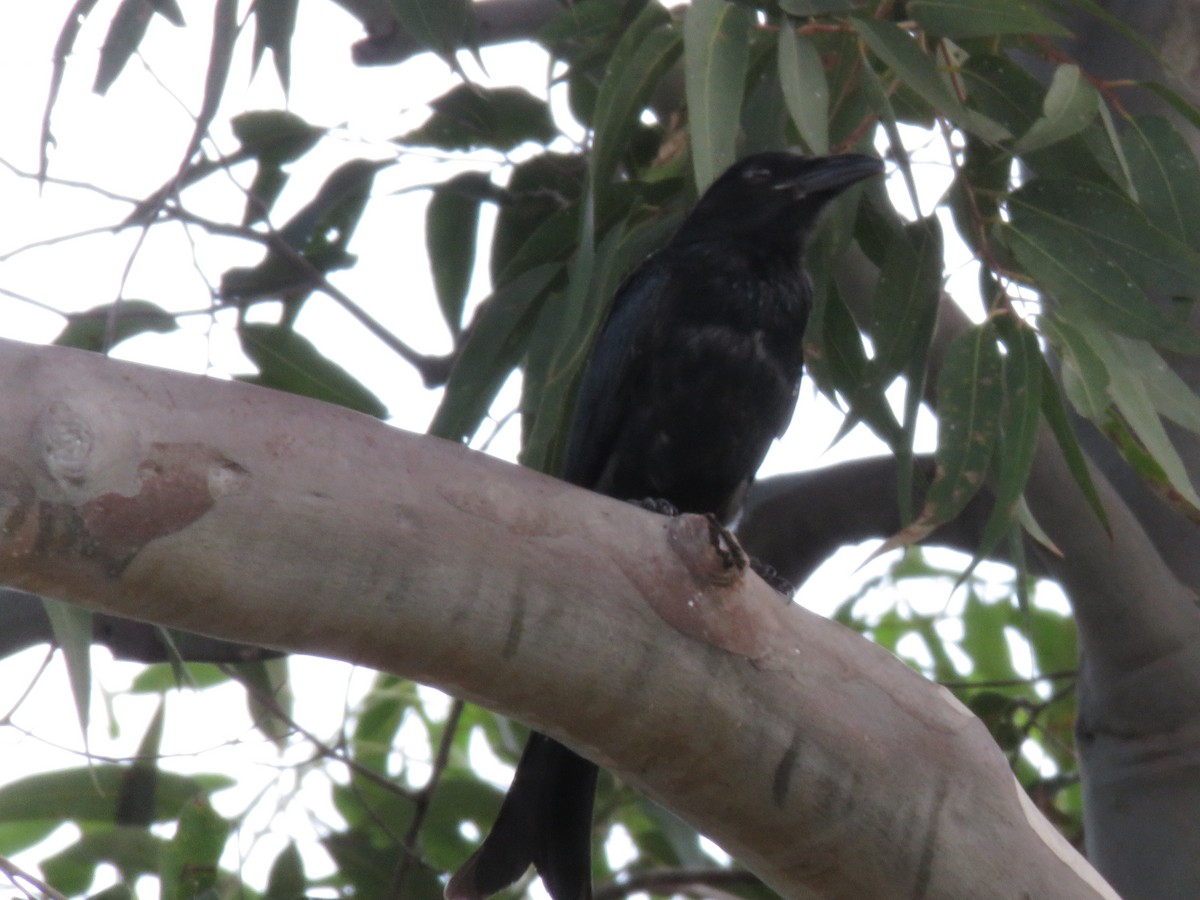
[741,165,772,183]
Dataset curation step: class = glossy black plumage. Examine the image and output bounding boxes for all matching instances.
[447,151,883,900]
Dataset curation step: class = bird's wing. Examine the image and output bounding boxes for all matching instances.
[560,253,671,489]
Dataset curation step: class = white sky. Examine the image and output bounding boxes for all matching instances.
[0,3,1055,896]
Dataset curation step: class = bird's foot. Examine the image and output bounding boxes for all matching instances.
[750,557,794,601]
[628,497,681,516]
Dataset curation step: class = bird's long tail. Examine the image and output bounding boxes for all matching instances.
[446,731,598,900]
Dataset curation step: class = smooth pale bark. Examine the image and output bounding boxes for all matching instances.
[0,337,1115,899]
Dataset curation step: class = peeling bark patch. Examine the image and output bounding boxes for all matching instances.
[33,402,95,487]
[80,444,247,573]
[772,731,801,808]
[0,444,246,579]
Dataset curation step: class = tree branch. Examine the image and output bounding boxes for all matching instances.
[0,338,1114,899]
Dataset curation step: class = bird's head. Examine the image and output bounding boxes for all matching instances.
[676,151,884,246]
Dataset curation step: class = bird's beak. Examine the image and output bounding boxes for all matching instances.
[776,153,885,197]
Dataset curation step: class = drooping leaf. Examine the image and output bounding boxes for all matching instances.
[1122,115,1200,249]
[427,172,493,335]
[854,18,1010,143]
[427,263,561,443]
[589,3,682,190]
[1036,354,1111,531]
[397,85,557,152]
[685,0,754,191]
[239,323,388,418]
[880,322,1004,550]
[388,0,477,73]
[1013,64,1098,154]
[909,0,1069,39]
[777,26,830,154]
[490,153,587,284]
[93,0,155,95]
[41,599,93,739]
[265,843,307,899]
[146,0,184,25]
[115,703,166,827]
[252,0,298,88]
[972,320,1043,561]
[1070,317,1200,510]
[1110,337,1200,437]
[857,50,920,214]
[867,218,944,388]
[1040,315,1113,420]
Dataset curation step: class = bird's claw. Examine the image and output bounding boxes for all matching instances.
[628,497,681,516]
[750,557,794,601]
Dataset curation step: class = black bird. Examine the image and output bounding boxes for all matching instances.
[446,151,884,900]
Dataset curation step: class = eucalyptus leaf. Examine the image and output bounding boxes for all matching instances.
[1013,64,1098,154]
[685,0,753,191]
[777,26,830,154]
[909,0,1069,39]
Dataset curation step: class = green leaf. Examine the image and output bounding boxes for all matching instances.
[427,172,491,335]
[1139,82,1200,132]
[239,323,388,418]
[853,18,1010,143]
[41,829,163,897]
[160,795,230,900]
[857,49,920,213]
[777,26,829,154]
[882,322,1004,549]
[397,85,557,152]
[909,0,1069,38]
[1071,317,1200,510]
[1122,115,1200,248]
[237,657,293,749]
[1008,178,1200,300]
[54,300,178,353]
[1111,337,1200,437]
[427,263,561,443]
[1013,64,1098,154]
[1003,180,1200,355]
[1036,354,1110,532]
[685,0,754,191]
[388,0,476,72]
[1040,315,1111,420]
[115,703,166,827]
[251,0,298,88]
[42,599,93,739]
[265,842,307,899]
[231,109,324,164]
[93,0,154,95]
[590,4,682,190]
[147,0,185,26]
[973,320,1043,559]
[0,767,233,824]
[868,219,944,386]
